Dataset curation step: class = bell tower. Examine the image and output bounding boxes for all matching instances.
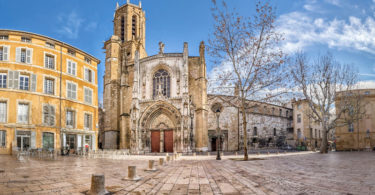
[113,0,147,60]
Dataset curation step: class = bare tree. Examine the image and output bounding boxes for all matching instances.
[208,0,287,160]
[291,52,359,153]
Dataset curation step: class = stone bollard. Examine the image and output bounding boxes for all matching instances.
[146,160,157,171]
[166,153,169,157]
[174,153,178,160]
[193,152,196,157]
[235,152,238,156]
[256,152,260,156]
[267,152,270,155]
[277,151,279,155]
[166,156,170,162]
[159,158,164,166]
[207,152,210,156]
[284,151,287,154]
[88,174,108,195]
[124,166,141,181]
[221,152,224,157]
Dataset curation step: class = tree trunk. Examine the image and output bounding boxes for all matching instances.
[320,128,328,153]
[241,97,248,161]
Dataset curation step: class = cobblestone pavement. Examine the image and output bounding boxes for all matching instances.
[0,152,374,195]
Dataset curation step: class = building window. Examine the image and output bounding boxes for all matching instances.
[45,54,55,69]
[67,82,77,100]
[121,16,125,42]
[85,135,92,149]
[16,48,32,64]
[84,113,92,130]
[286,110,289,117]
[44,78,54,95]
[364,91,370,95]
[0,46,9,61]
[273,128,277,136]
[18,103,29,123]
[0,130,5,147]
[0,102,6,123]
[21,37,31,43]
[279,109,282,116]
[42,132,54,150]
[0,35,8,40]
[43,105,55,126]
[67,49,75,56]
[45,42,55,49]
[0,73,7,88]
[67,60,77,75]
[297,114,301,123]
[84,57,91,64]
[315,129,317,138]
[153,69,170,98]
[253,127,258,136]
[66,110,75,128]
[19,75,29,90]
[132,15,137,38]
[84,68,94,83]
[348,123,354,132]
[297,129,302,139]
[84,87,93,105]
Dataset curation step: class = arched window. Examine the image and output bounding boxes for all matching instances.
[132,15,137,38]
[253,127,257,136]
[120,16,125,41]
[153,69,170,98]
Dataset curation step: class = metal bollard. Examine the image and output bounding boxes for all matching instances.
[88,174,108,195]
[124,166,141,181]
[146,160,157,171]
[159,158,164,166]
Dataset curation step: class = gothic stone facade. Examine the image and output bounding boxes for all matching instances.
[102,2,294,153]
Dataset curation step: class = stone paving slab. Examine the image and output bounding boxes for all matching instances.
[0,152,374,194]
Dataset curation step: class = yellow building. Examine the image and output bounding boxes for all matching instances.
[335,89,375,151]
[0,30,100,155]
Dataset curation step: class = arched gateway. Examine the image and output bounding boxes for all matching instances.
[139,101,182,153]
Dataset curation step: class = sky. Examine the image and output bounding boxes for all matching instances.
[1,0,375,103]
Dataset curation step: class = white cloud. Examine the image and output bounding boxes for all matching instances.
[277,11,375,55]
[325,0,341,6]
[57,11,84,39]
[356,80,375,89]
[84,22,97,31]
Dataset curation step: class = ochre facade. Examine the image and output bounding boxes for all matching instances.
[0,30,99,155]
[335,89,375,151]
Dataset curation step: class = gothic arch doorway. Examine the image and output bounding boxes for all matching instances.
[140,101,182,153]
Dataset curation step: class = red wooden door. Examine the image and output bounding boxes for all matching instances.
[151,131,160,153]
[164,130,173,153]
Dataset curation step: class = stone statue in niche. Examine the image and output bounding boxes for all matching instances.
[159,42,165,54]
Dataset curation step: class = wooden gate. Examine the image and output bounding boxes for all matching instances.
[151,131,160,153]
[164,130,173,153]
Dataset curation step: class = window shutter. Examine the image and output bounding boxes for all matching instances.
[50,106,55,126]
[30,74,37,92]
[8,71,13,89]
[92,71,95,84]
[13,71,19,89]
[3,46,8,61]
[84,114,87,129]
[73,62,76,75]
[84,68,88,81]
[16,47,21,62]
[43,105,49,125]
[31,131,36,149]
[26,48,32,64]
[72,112,76,128]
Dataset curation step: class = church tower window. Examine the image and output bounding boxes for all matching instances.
[153,69,170,98]
[132,15,137,38]
[121,16,125,42]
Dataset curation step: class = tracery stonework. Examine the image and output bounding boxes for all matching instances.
[102,1,293,153]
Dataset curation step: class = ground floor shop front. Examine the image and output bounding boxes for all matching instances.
[0,125,97,155]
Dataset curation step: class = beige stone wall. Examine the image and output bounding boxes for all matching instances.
[335,89,375,150]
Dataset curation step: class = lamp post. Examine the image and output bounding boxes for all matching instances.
[211,103,223,160]
[190,108,194,152]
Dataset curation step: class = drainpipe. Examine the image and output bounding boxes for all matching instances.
[59,43,63,155]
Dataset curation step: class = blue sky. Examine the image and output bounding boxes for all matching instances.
[1,0,375,103]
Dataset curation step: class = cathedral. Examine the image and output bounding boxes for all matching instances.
[102,1,294,153]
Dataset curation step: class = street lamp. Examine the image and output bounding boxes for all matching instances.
[190,107,194,152]
[211,103,223,160]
